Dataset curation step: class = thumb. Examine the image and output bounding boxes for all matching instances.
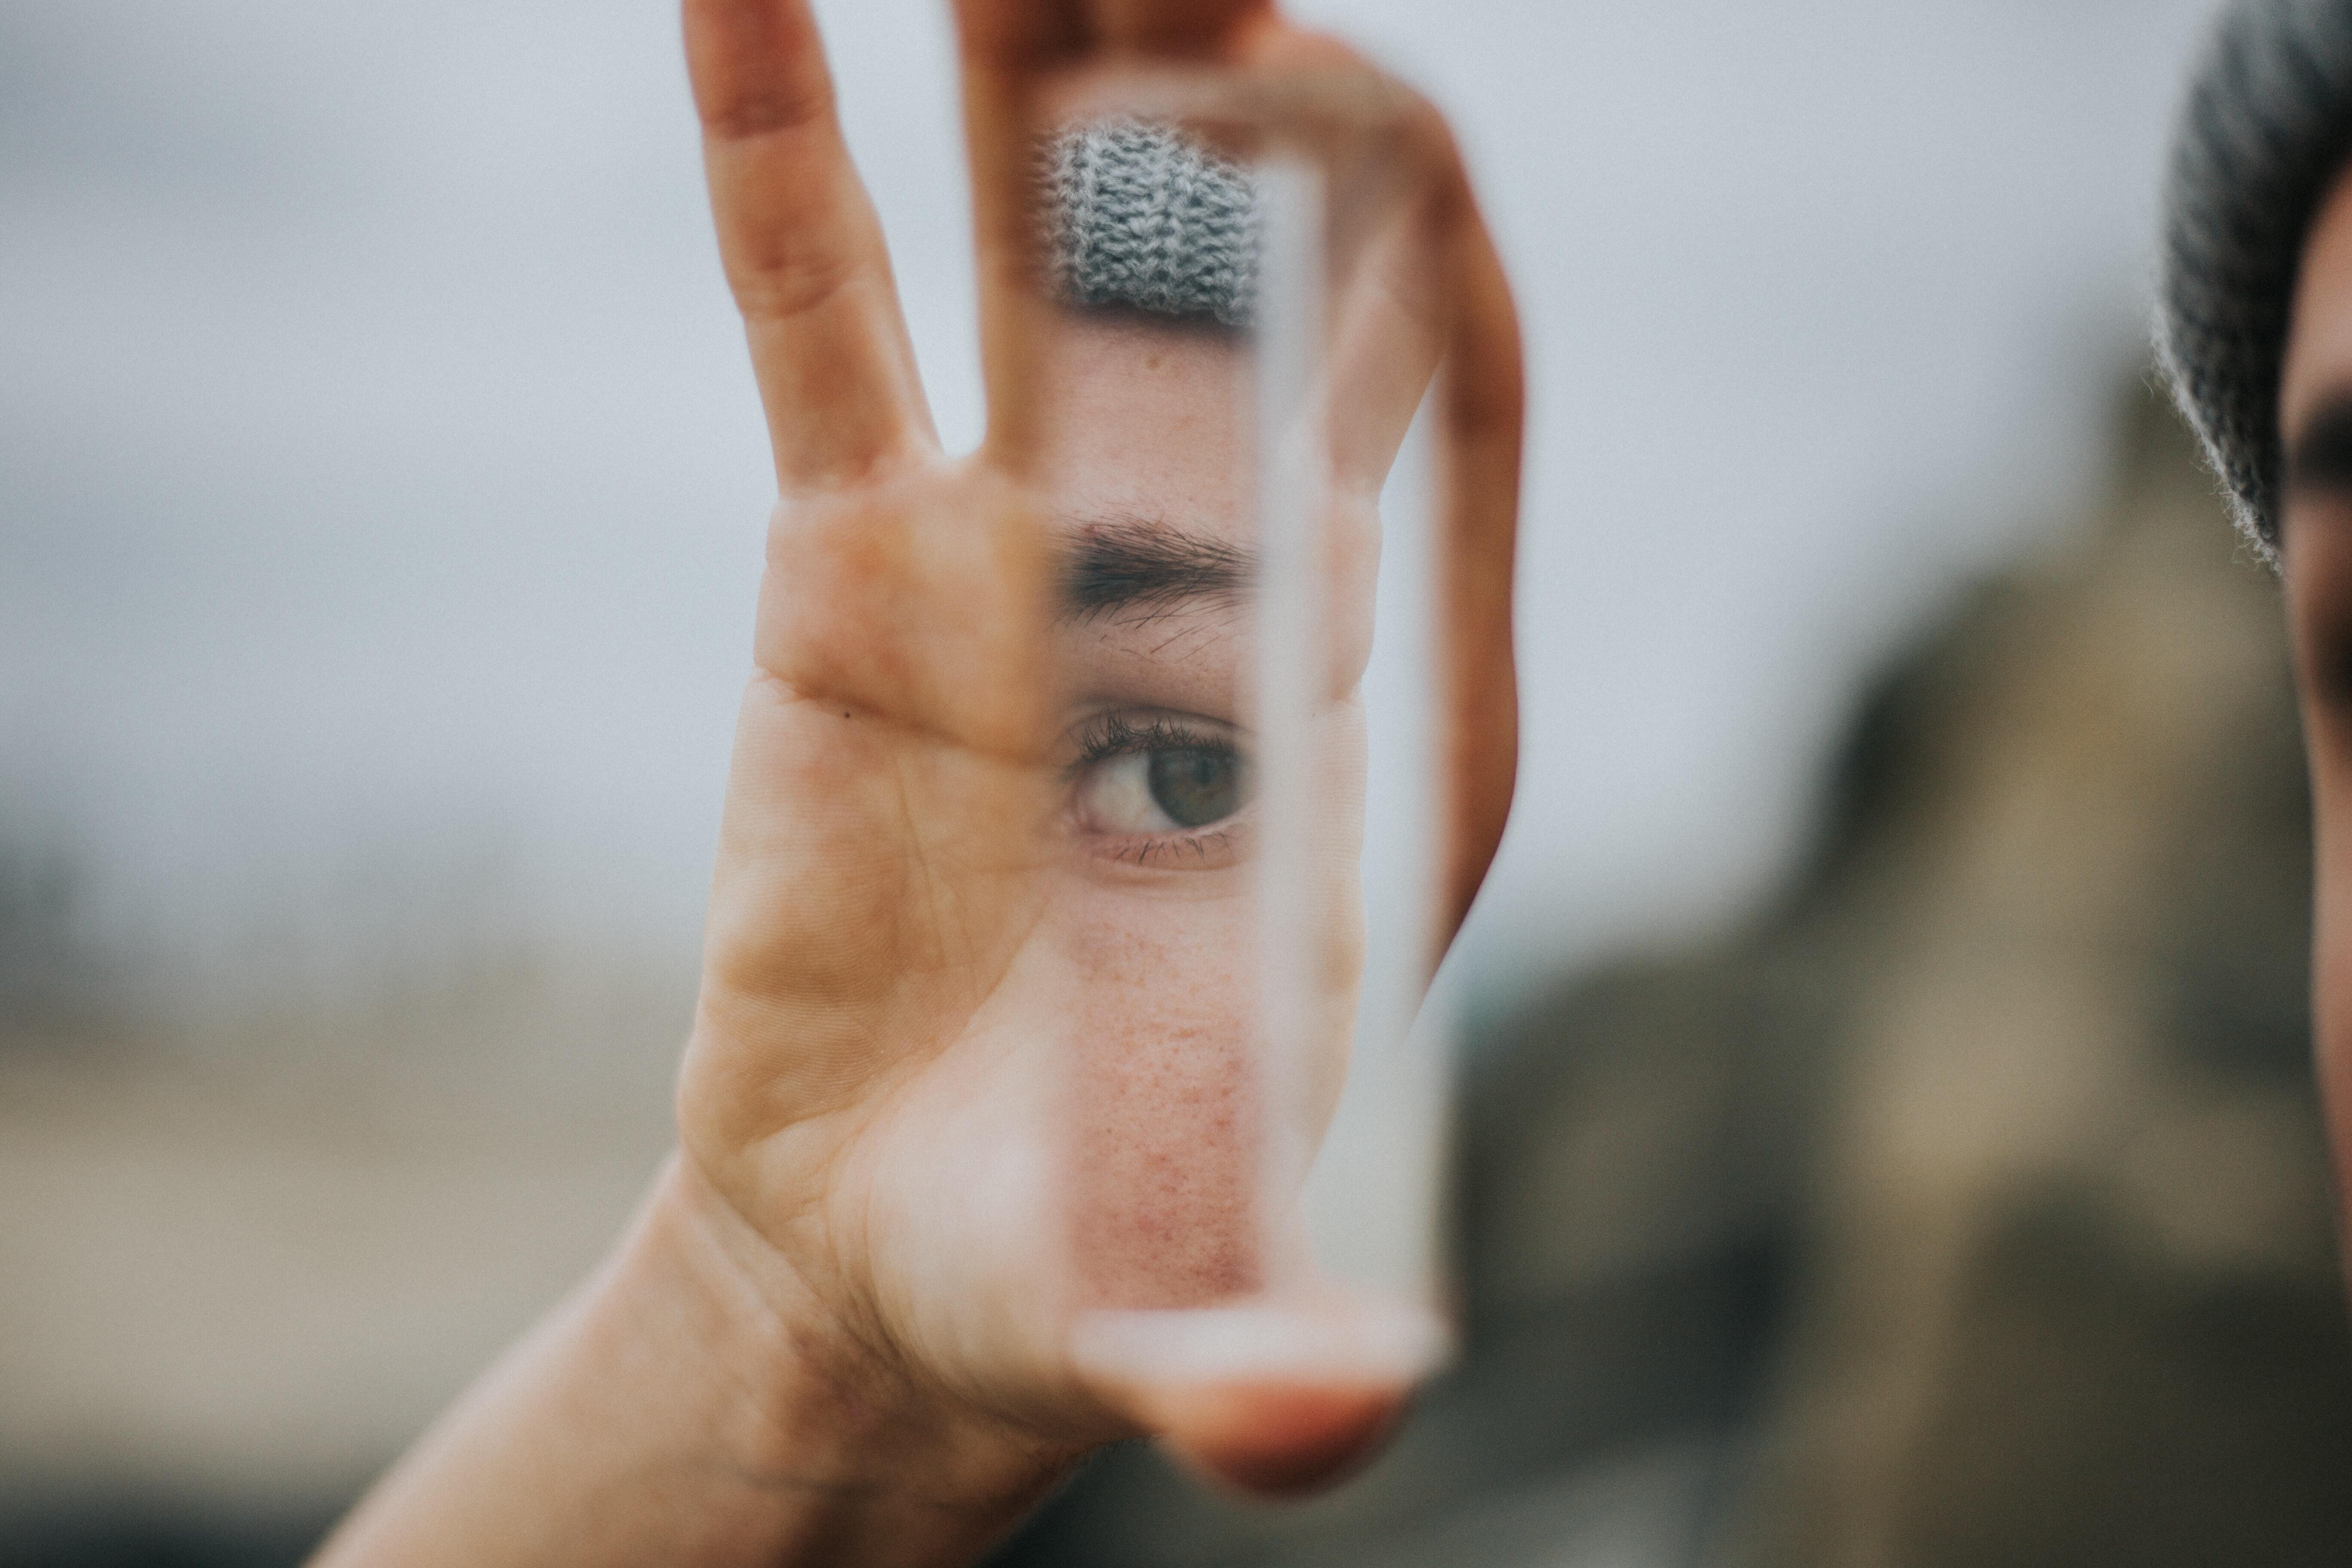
[1068,1296,1448,1496]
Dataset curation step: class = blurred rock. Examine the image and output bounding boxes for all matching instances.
[1721,383,2352,1563]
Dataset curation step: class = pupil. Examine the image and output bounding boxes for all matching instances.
[1146,747,1243,830]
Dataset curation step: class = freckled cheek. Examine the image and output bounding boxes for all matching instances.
[1061,891,1267,1308]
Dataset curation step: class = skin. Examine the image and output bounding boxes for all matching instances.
[308,3,1522,1565]
[2275,166,2352,1243]
[1041,310,1327,1313]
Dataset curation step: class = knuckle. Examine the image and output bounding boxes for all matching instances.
[727,239,865,324]
[700,76,837,143]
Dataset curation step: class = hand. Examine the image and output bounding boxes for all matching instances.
[311,6,1520,1565]
[675,0,1524,1500]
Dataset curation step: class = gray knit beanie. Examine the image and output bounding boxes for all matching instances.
[1043,119,1262,327]
[2159,0,2352,565]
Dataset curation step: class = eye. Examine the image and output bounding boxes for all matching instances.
[1076,744,1248,834]
[1144,746,1246,829]
[1067,711,1253,857]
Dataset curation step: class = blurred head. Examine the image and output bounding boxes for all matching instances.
[2162,0,2352,1243]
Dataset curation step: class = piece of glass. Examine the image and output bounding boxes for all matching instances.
[985,66,1471,1366]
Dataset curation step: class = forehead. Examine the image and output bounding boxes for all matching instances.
[1027,310,1252,548]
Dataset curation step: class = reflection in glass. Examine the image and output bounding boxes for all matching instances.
[1008,93,1458,1328]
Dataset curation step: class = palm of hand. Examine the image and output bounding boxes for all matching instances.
[680,459,1108,1427]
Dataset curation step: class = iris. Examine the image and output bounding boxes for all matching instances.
[1146,746,1243,829]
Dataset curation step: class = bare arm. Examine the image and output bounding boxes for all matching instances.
[309,1158,1069,1568]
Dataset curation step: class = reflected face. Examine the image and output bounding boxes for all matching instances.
[2270,167,2352,1221]
[1025,303,1378,1308]
[1009,102,1440,1308]
[1032,309,1387,878]
[1038,311,1265,878]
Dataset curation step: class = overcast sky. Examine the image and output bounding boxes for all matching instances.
[0,0,2231,1014]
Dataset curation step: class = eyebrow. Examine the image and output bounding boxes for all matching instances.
[1059,516,1254,620]
[2287,390,2352,499]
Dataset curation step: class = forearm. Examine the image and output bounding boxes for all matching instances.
[309,1155,1075,1568]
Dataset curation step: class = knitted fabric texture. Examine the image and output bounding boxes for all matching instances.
[1044,119,1261,327]
[2159,0,2352,564]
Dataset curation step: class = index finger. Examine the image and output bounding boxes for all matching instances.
[686,0,935,494]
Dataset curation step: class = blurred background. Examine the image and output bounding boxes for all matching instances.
[4,0,2349,1563]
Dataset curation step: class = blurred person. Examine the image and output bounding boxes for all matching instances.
[306,2,1522,1566]
[2164,0,2352,1286]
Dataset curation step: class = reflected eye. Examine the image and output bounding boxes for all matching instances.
[1146,747,1244,828]
[1068,712,1252,853]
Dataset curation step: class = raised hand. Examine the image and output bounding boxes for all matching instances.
[313,3,1519,1563]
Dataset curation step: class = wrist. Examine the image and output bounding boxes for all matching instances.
[631,1154,1083,1558]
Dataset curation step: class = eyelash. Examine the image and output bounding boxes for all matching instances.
[1069,712,1218,768]
[1067,711,1249,867]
